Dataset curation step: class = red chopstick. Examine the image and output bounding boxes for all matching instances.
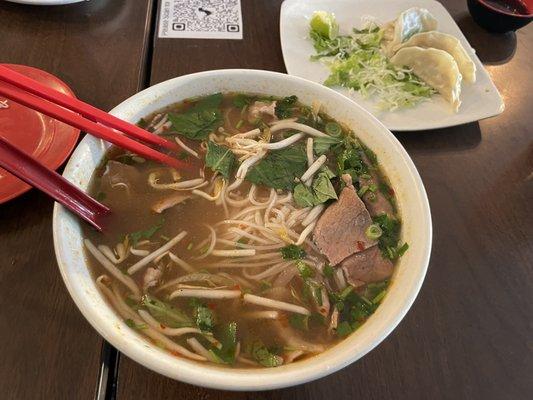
[0,134,111,231]
[0,65,179,152]
[0,66,189,170]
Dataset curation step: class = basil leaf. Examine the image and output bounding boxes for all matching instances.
[205,141,237,179]
[141,295,192,328]
[313,135,342,155]
[293,170,337,208]
[246,144,308,190]
[168,93,223,140]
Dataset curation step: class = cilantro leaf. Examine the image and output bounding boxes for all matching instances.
[205,141,237,179]
[249,340,283,367]
[210,322,238,364]
[189,298,214,332]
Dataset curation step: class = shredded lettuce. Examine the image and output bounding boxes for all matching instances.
[309,13,435,111]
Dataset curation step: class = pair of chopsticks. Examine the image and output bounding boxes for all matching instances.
[0,65,187,231]
[0,65,186,169]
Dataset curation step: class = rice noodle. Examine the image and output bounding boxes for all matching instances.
[241,311,280,320]
[306,137,314,167]
[97,244,123,264]
[269,121,328,138]
[153,121,171,135]
[85,240,140,297]
[243,261,292,280]
[301,155,327,184]
[127,231,188,275]
[138,310,202,336]
[243,294,310,315]
[169,288,241,299]
[210,249,256,257]
[130,248,150,257]
[195,225,217,260]
[175,137,199,158]
[334,268,347,290]
[302,204,324,226]
[187,337,216,362]
[96,278,205,361]
[260,133,305,150]
[295,222,316,246]
[156,272,234,292]
[284,350,305,364]
[168,252,196,273]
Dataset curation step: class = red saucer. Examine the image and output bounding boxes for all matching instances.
[0,64,80,204]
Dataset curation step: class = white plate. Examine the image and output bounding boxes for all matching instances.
[5,0,85,5]
[280,0,504,131]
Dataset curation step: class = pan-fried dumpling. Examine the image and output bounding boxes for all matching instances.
[382,8,438,55]
[391,47,463,111]
[397,31,476,83]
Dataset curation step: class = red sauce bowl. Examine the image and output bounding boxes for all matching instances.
[467,0,533,32]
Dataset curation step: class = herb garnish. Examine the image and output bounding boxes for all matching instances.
[205,140,237,179]
[168,93,223,140]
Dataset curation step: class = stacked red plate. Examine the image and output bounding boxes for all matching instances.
[0,64,80,203]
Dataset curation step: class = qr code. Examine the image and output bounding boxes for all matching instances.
[159,0,243,39]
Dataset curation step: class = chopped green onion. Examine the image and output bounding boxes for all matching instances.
[365,224,383,240]
[187,242,193,250]
[236,119,244,129]
[325,122,342,137]
[323,264,334,278]
[357,185,369,197]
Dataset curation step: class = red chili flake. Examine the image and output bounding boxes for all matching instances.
[357,241,365,251]
[207,302,217,310]
[160,324,166,330]
[389,188,395,195]
[232,284,241,290]
[170,351,181,357]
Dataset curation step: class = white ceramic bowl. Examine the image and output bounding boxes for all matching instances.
[53,69,432,391]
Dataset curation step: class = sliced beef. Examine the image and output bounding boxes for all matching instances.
[359,154,394,217]
[340,246,393,288]
[359,175,394,217]
[312,174,376,265]
[101,160,141,194]
[151,193,191,213]
[247,101,277,123]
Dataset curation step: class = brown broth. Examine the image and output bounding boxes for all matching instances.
[83,93,402,368]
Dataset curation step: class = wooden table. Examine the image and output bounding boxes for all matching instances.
[0,1,531,399]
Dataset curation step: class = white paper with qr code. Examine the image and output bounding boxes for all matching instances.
[158,0,243,39]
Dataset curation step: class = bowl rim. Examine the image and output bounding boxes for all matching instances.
[53,69,432,391]
[473,0,533,18]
